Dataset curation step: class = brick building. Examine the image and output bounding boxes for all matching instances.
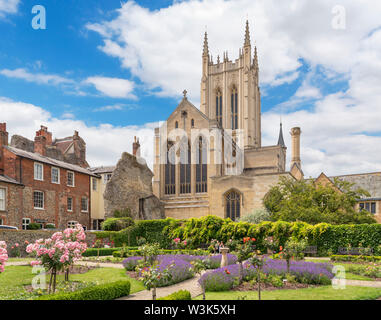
[0,123,96,230]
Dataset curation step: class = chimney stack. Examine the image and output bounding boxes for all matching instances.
[290,127,301,169]
[0,123,9,147]
[133,136,140,157]
[35,125,52,145]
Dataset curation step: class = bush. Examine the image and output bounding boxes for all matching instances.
[45,224,56,229]
[27,223,42,230]
[158,290,191,300]
[113,208,132,218]
[239,209,272,224]
[83,247,122,257]
[37,281,131,300]
[330,255,381,263]
[102,217,134,231]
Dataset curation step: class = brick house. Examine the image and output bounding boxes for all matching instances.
[0,123,97,230]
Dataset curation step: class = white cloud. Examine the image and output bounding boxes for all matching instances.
[0,0,19,18]
[0,97,156,168]
[0,68,74,86]
[85,76,136,99]
[93,104,125,112]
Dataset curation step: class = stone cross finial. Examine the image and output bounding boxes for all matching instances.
[183,89,187,98]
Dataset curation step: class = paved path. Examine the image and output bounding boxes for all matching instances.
[6,261,30,266]
[74,261,124,269]
[118,274,203,300]
[345,280,381,288]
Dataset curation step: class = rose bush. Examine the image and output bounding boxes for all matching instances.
[0,241,8,273]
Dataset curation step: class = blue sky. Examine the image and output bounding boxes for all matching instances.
[0,0,381,176]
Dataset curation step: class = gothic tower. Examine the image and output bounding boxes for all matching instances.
[200,20,261,149]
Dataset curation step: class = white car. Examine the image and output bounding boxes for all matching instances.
[0,225,18,230]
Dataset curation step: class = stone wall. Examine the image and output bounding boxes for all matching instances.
[0,229,97,257]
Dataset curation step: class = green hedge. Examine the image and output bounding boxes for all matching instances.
[158,290,191,300]
[102,217,134,231]
[330,255,381,263]
[113,248,209,258]
[94,216,381,256]
[83,247,123,257]
[37,281,131,300]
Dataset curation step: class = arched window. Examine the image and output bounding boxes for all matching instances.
[165,142,176,195]
[180,138,191,194]
[231,87,238,130]
[225,190,240,221]
[196,136,207,193]
[216,89,222,126]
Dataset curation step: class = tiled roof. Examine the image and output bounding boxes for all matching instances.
[5,146,97,177]
[0,175,22,185]
[89,166,116,174]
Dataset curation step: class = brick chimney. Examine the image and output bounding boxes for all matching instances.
[0,123,9,174]
[290,127,301,169]
[36,125,52,145]
[133,136,140,157]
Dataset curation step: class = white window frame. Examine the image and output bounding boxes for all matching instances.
[0,188,6,211]
[81,197,89,212]
[67,220,77,229]
[67,197,73,212]
[67,171,75,187]
[33,191,44,210]
[22,218,31,230]
[34,162,44,181]
[51,167,60,184]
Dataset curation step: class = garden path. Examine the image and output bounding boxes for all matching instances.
[74,261,125,269]
[345,280,381,288]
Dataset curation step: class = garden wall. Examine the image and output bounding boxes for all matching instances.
[0,229,97,257]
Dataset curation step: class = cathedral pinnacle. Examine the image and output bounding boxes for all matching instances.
[244,20,251,47]
[203,31,209,56]
[277,121,286,147]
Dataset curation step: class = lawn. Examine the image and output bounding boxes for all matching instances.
[0,265,144,300]
[194,286,381,300]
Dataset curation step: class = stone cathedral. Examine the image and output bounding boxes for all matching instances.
[153,21,304,221]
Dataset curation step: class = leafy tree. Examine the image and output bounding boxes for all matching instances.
[239,209,271,224]
[263,176,376,225]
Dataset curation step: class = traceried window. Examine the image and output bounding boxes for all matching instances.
[225,190,240,221]
[0,188,5,211]
[33,191,44,209]
[216,89,222,126]
[51,167,60,184]
[67,171,75,187]
[34,163,43,181]
[231,87,238,130]
[180,139,191,194]
[196,136,207,193]
[165,142,176,195]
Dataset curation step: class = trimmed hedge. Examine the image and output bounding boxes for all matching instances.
[37,281,131,300]
[330,255,381,263]
[158,290,191,300]
[113,248,209,258]
[94,216,381,257]
[83,247,124,257]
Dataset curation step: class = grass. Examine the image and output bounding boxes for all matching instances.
[0,265,144,300]
[194,286,381,300]
[7,257,33,263]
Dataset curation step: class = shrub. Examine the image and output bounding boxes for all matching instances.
[37,281,131,300]
[27,223,42,230]
[239,209,272,224]
[83,247,122,257]
[123,256,143,271]
[45,224,56,229]
[102,217,134,231]
[330,255,381,263]
[113,208,132,218]
[158,290,191,300]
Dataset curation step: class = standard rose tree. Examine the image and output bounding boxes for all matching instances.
[0,241,8,274]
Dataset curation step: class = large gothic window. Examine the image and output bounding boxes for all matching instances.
[180,138,191,194]
[165,142,176,195]
[225,190,241,221]
[216,89,222,127]
[231,87,238,130]
[196,136,207,193]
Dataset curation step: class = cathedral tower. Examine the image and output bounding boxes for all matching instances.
[200,20,261,149]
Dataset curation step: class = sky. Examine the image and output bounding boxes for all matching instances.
[0,0,381,177]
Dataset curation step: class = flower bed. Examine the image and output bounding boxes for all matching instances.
[199,258,334,292]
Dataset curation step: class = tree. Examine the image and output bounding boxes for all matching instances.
[263,176,376,225]
[239,209,271,224]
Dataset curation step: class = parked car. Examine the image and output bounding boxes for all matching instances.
[0,225,18,230]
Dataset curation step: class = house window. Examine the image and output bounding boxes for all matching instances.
[231,87,238,130]
[22,218,31,230]
[67,221,77,229]
[33,191,44,209]
[165,142,176,195]
[92,178,97,191]
[359,203,365,211]
[34,163,43,181]
[92,219,103,230]
[175,121,179,129]
[51,167,60,184]
[67,197,73,212]
[81,197,88,212]
[0,188,5,211]
[371,202,376,214]
[0,218,3,225]
[225,190,241,221]
[104,173,112,184]
[216,89,222,126]
[191,119,195,128]
[196,136,207,193]
[67,171,75,187]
